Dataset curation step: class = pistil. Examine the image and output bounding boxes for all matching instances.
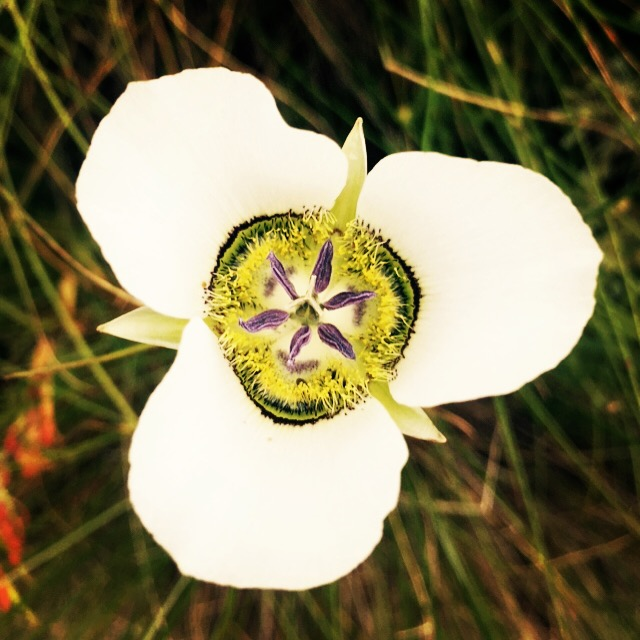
[239,240,378,365]
[267,241,374,319]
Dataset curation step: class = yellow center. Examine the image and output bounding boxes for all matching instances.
[205,210,419,423]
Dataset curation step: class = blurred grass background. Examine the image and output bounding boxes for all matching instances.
[0,0,639,638]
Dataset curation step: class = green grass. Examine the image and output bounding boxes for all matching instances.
[1,0,639,638]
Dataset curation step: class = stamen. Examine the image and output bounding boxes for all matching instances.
[239,309,289,333]
[311,240,333,294]
[288,325,312,365]
[268,252,298,300]
[317,323,356,360]
[323,290,376,310]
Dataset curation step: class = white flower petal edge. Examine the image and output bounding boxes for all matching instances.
[76,68,347,319]
[358,152,602,407]
[128,319,409,590]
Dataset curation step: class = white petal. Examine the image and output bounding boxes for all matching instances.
[98,307,187,349]
[358,152,602,407]
[128,319,408,590]
[77,68,347,318]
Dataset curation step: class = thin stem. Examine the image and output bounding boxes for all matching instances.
[140,576,191,640]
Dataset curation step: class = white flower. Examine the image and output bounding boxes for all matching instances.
[75,68,601,590]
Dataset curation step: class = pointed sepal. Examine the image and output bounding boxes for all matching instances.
[369,381,446,442]
[98,307,189,349]
[332,118,367,230]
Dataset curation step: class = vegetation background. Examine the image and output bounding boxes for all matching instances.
[1,0,639,638]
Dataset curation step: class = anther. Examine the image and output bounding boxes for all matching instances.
[239,309,290,333]
[317,323,356,360]
[288,325,312,365]
[322,290,375,310]
[268,252,299,300]
[311,240,333,294]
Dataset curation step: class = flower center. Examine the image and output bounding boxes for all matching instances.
[206,211,419,424]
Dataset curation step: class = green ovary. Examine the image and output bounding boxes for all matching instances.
[206,210,418,424]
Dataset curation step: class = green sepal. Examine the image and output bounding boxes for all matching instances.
[98,307,189,350]
[369,381,446,443]
[332,118,367,230]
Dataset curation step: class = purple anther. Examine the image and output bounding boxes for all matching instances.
[288,325,312,364]
[323,290,376,310]
[268,252,298,300]
[239,309,290,333]
[311,240,333,294]
[317,323,356,360]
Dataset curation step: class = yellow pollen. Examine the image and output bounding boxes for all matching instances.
[205,210,418,424]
